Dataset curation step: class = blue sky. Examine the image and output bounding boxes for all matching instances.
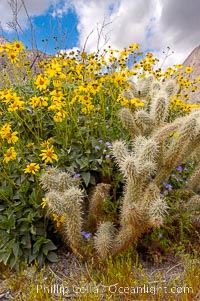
[1,0,200,67]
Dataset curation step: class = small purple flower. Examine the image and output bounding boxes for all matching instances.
[95,145,100,150]
[98,139,103,143]
[106,141,111,146]
[81,231,92,239]
[176,166,183,172]
[166,183,173,189]
[158,233,163,238]
[160,194,165,198]
[162,181,173,190]
[74,173,81,178]
[105,154,110,158]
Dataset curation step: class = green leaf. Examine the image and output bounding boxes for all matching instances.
[30,224,36,235]
[12,242,20,258]
[41,245,49,256]
[0,252,10,265]
[81,172,90,187]
[44,241,57,251]
[47,252,58,263]
[28,252,38,264]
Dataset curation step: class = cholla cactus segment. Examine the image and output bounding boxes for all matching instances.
[184,195,200,226]
[61,193,84,250]
[111,140,129,167]
[124,80,140,99]
[137,138,159,163]
[164,118,198,168]
[150,93,168,126]
[118,107,140,137]
[134,109,153,134]
[151,80,161,93]
[119,154,139,179]
[87,183,111,230]
[139,75,154,98]
[88,183,111,216]
[94,221,116,259]
[40,167,79,192]
[45,190,64,214]
[111,225,136,256]
[187,162,200,192]
[139,161,157,179]
[40,167,60,191]
[164,80,178,97]
[63,187,84,208]
[58,171,80,191]
[120,202,145,228]
[148,197,169,228]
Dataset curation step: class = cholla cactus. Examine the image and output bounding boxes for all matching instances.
[94,77,200,258]
[41,77,200,259]
[41,168,85,253]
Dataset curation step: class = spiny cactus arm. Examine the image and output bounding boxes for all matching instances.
[111,140,130,168]
[134,109,153,135]
[40,167,60,191]
[143,182,161,204]
[152,115,192,143]
[183,195,200,226]
[149,93,169,127]
[62,188,85,250]
[138,75,154,98]
[87,183,111,231]
[94,221,116,259]
[148,197,169,228]
[164,79,179,97]
[58,171,80,192]
[118,107,141,139]
[40,167,80,192]
[187,162,200,192]
[163,118,198,170]
[136,137,159,163]
[45,187,84,251]
[123,80,140,99]
[110,225,137,257]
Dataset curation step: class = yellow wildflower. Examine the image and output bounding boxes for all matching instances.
[52,214,64,228]
[13,40,24,52]
[130,98,145,107]
[24,163,40,175]
[40,146,58,163]
[50,89,63,101]
[4,131,18,144]
[7,52,19,64]
[40,138,54,148]
[29,96,48,108]
[3,147,17,163]
[185,66,193,74]
[41,198,47,209]
[26,142,34,148]
[35,74,50,91]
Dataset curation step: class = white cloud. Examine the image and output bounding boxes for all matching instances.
[1,0,199,67]
[0,0,60,31]
[64,0,200,67]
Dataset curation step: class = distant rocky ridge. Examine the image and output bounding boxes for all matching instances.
[0,36,51,86]
[182,45,200,103]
